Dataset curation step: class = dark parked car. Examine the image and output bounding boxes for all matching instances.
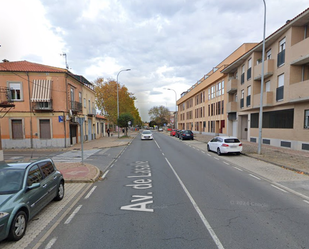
[179,130,194,140]
[0,159,64,242]
[175,130,183,138]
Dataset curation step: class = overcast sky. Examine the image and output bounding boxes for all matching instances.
[1,0,308,121]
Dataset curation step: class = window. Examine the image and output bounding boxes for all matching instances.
[12,119,23,139]
[9,82,22,101]
[267,49,271,60]
[40,119,51,139]
[247,58,252,80]
[84,98,86,108]
[211,86,215,99]
[240,90,244,108]
[79,92,82,103]
[277,38,286,67]
[27,165,43,185]
[241,65,245,84]
[251,109,294,129]
[39,161,55,177]
[208,89,211,100]
[277,74,284,101]
[266,80,270,92]
[222,81,224,95]
[217,82,222,96]
[247,86,251,107]
[305,110,309,129]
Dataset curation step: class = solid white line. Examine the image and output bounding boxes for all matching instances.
[165,158,225,249]
[85,186,97,199]
[64,205,82,224]
[271,184,288,193]
[234,167,243,171]
[45,237,57,249]
[102,170,110,179]
[249,174,261,180]
[303,200,309,205]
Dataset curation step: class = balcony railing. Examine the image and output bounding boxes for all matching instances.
[288,79,309,103]
[227,78,238,93]
[33,101,53,111]
[253,59,274,80]
[253,91,274,108]
[71,101,82,112]
[87,108,97,116]
[290,37,309,65]
[227,101,237,113]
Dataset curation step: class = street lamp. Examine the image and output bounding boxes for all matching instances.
[117,69,131,138]
[258,0,266,154]
[166,88,177,129]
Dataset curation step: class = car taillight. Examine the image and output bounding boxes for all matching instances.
[239,143,242,146]
[222,143,229,147]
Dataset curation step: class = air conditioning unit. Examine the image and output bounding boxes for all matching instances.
[71,116,78,123]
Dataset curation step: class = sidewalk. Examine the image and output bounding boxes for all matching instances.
[55,131,138,183]
[57,130,309,183]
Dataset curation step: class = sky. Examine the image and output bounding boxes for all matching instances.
[0,0,308,121]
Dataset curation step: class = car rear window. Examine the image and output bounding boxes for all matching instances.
[224,138,240,143]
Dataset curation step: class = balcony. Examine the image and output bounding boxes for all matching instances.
[227,101,237,113]
[87,108,97,116]
[253,91,274,108]
[33,101,53,111]
[70,101,82,113]
[290,37,309,65]
[288,79,309,103]
[227,78,238,93]
[253,59,274,80]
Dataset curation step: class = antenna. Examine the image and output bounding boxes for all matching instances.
[60,53,69,70]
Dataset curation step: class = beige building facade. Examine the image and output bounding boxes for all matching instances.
[0,60,105,149]
[177,7,309,151]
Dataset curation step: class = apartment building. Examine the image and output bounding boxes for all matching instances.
[0,60,104,149]
[177,43,257,135]
[222,8,309,151]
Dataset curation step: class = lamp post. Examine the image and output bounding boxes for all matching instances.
[117,69,131,138]
[258,0,266,154]
[166,88,177,129]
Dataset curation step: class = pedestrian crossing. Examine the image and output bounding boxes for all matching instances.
[52,149,101,162]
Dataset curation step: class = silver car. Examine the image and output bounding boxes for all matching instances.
[0,158,64,242]
[141,130,153,140]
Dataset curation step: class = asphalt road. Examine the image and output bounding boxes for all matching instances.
[10,132,309,249]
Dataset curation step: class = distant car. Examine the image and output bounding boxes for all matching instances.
[141,130,153,140]
[207,136,242,155]
[0,159,64,242]
[158,128,163,132]
[179,130,194,140]
[170,129,176,136]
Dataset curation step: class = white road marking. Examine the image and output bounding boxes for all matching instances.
[249,174,261,180]
[271,184,288,193]
[45,237,57,249]
[303,200,309,205]
[85,186,97,199]
[102,170,110,179]
[234,167,243,171]
[165,158,225,249]
[64,205,82,224]
[223,162,229,165]
[214,157,219,160]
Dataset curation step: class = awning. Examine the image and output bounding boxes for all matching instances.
[31,80,52,102]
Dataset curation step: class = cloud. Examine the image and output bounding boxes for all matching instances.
[1,0,309,121]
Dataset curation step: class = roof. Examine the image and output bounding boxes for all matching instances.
[0,60,66,73]
[0,60,94,88]
[96,114,107,120]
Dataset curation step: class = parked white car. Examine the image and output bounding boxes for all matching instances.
[141,130,153,140]
[207,136,242,155]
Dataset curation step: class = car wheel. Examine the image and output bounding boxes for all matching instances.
[8,210,27,241]
[217,148,222,156]
[207,145,210,151]
[54,181,65,201]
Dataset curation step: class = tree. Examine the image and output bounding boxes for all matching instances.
[148,105,169,127]
[118,113,134,136]
[94,78,142,126]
